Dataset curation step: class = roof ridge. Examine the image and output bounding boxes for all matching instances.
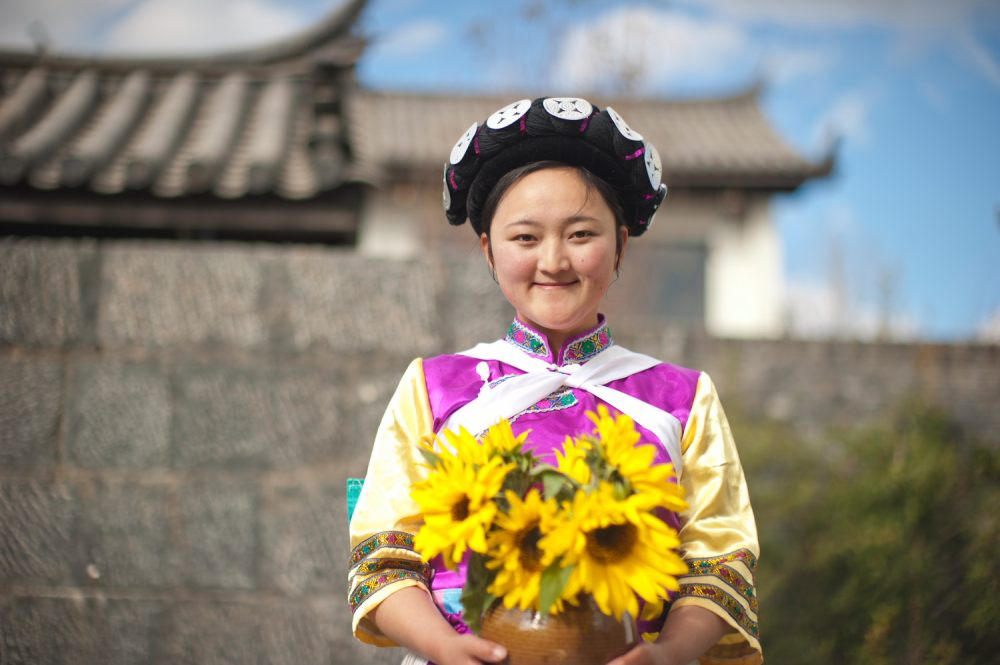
[354,80,765,108]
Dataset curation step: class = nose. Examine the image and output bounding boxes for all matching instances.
[538,237,570,273]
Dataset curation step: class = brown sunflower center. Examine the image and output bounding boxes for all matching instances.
[585,523,638,564]
[451,496,470,521]
[518,525,544,572]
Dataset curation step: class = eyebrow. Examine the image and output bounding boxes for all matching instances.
[504,215,603,228]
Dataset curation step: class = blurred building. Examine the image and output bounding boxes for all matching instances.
[0,0,832,339]
[2,3,997,664]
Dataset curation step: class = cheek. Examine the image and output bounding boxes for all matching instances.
[575,244,617,279]
[492,247,534,282]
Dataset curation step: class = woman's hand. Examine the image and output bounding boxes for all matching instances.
[371,586,506,665]
[431,633,508,665]
[605,641,674,665]
[606,605,729,665]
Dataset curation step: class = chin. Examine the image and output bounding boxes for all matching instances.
[530,313,592,334]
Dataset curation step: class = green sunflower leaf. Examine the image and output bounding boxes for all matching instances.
[538,561,574,615]
[418,446,441,468]
[539,471,567,500]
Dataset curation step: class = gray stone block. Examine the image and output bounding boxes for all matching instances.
[338,358,419,478]
[158,599,332,665]
[0,357,62,467]
[66,361,170,469]
[259,479,345,596]
[0,239,95,347]
[77,480,178,587]
[285,251,438,356]
[315,597,406,665]
[177,481,256,589]
[0,595,159,665]
[172,367,340,470]
[0,480,76,584]
[98,243,269,349]
[441,256,513,351]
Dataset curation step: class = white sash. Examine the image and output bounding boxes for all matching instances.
[437,340,684,474]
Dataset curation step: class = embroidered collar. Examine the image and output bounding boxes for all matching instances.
[504,316,614,366]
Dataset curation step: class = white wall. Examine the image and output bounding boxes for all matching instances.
[705,197,784,338]
[357,184,421,259]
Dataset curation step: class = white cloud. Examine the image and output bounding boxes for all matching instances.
[371,20,446,58]
[811,88,876,148]
[975,307,1000,343]
[0,0,132,50]
[690,0,1000,89]
[957,29,1000,88]
[0,0,327,54]
[552,6,751,93]
[103,0,304,54]
[762,46,837,85]
[784,279,918,340]
[917,80,951,113]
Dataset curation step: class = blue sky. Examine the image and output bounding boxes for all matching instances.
[2,0,998,341]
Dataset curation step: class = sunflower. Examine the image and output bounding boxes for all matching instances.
[587,406,688,513]
[554,435,592,485]
[436,425,492,466]
[412,447,513,568]
[479,419,530,457]
[485,489,559,610]
[540,481,688,620]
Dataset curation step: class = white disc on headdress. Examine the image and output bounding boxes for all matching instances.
[450,122,478,164]
[442,164,451,211]
[647,184,668,229]
[543,97,593,121]
[644,141,663,189]
[606,106,643,141]
[486,99,531,129]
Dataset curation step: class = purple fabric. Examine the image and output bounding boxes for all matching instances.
[420,317,702,630]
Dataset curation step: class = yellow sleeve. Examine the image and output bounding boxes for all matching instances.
[348,358,436,647]
[674,372,762,664]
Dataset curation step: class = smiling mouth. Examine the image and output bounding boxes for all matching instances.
[533,281,577,288]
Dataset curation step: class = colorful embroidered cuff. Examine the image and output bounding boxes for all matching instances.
[350,568,431,613]
[351,556,432,581]
[677,549,760,646]
[349,530,416,567]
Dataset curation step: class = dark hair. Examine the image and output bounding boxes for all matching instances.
[445,97,667,237]
[480,161,627,268]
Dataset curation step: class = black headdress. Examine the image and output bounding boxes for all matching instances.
[443,97,667,237]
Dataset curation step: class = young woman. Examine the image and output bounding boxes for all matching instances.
[348,97,761,665]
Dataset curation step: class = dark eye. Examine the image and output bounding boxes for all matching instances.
[514,234,536,242]
[571,230,594,239]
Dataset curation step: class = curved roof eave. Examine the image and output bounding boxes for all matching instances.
[0,0,367,72]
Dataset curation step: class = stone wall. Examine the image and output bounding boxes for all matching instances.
[1,237,996,665]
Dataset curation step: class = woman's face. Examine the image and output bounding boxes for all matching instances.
[481,167,625,346]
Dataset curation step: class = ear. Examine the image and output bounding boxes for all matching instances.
[480,232,493,269]
[615,226,629,272]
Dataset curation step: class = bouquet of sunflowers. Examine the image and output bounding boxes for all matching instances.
[411,406,690,633]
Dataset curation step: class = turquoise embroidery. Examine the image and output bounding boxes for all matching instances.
[562,320,613,364]
[504,318,614,365]
[508,388,579,425]
[505,319,550,359]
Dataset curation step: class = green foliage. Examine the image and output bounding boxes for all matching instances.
[733,401,1000,664]
[539,560,575,615]
[461,554,497,634]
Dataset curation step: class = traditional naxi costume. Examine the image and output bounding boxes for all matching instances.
[348,97,762,664]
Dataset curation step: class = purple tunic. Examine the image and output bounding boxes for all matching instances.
[421,316,701,633]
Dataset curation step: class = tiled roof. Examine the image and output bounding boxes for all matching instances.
[347,88,834,190]
[0,0,830,213]
[0,0,366,201]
